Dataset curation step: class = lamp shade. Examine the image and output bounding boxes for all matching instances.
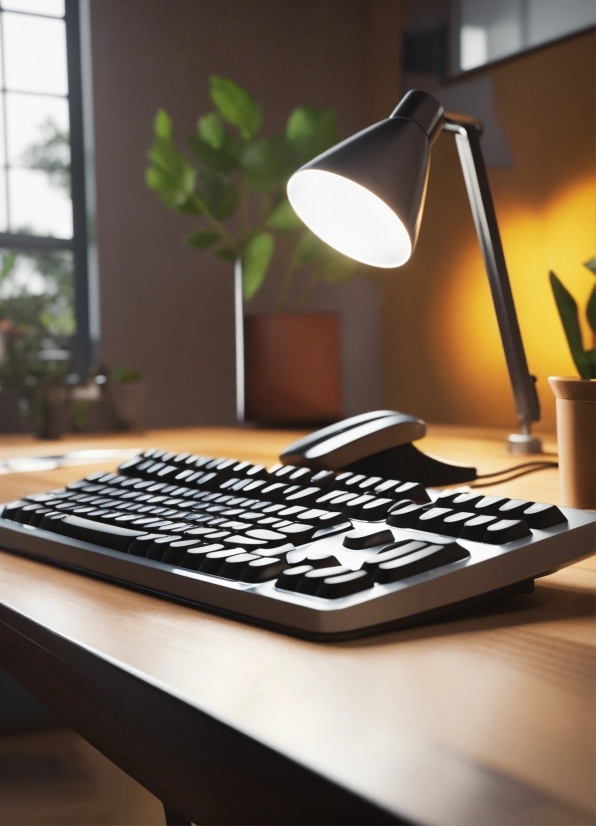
[287,90,444,268]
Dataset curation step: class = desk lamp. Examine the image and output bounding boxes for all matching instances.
[287,90,541,454]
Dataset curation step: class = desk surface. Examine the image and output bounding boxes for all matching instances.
[0,426,593,825]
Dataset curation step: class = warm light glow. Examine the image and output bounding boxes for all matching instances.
[287,169,412,268]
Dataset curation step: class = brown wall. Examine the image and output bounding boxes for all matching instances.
[381,30,596,432]
[90,0,379,428]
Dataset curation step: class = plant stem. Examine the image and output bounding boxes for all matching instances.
[192,193,238,250]
[238,181,248,241]
[297,269,320,312]
[276,239,301,312]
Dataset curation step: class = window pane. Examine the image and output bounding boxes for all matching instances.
[0,170,7,231]
[1,0,65,16]
[8,167,72,237]
[0,248,74,429]
[3,12,67,95]
[5,91,69,167]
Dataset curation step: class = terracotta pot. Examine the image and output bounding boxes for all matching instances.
[244,313,342,425]
[110,380,146,432]
[548,376,596,509]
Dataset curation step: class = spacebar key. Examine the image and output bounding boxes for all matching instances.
[57,515,145,552]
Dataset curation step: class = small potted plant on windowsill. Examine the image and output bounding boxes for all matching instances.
[110,367,145,432]
[548,257,595,508]
[146,76,360,425]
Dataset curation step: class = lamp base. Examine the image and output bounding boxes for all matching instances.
[507,433,542,455]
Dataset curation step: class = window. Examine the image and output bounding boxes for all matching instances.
[452,0,596,74]
[0,0,95,428]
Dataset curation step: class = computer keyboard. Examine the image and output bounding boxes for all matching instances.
[0,448,594,639]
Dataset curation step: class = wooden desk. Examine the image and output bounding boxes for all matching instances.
[0,426,593,825]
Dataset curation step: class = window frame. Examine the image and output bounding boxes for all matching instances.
[0,0,97,377]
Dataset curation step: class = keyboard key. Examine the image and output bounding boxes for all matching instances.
[358,498,396,521]
[179,543,225,570]
[240,557,287,583]
[310,470,335,488]
[244,528,291,547]
[298,509,345,528]
[442,492,484,510]
[341,495,374,518]
[458,514,497,540]
[392,482,430,504]
[474,496,509,516]
[303,551,341,568]
[497,499,533,519]
[29,508,51,527]
[372,478,401,495]
[200,548,246,575]
[260,483,289,502]
[274,523,318,544]
[440,511,476,537]
[362,540,427,573]
[415,507,454,533]
[275,565,314,591]
[343,526,394,550]
[373,542,469,583]
[283,487,322,507]
[161,539,204,564]
[318,570,373,599]
[3,500,28,521]
[277,505,306,519]
[129,533,164,556]
[482,519,532,544]
[57,515,145,552]
[522,502,568,529]
[317,491,360,512]
[146,535,182,561]
[218,553,260,580]
[386,503,427,528]
[296,565,350,595]
[39,512,66,530]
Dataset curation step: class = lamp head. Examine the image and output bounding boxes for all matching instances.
[287,90,444,268]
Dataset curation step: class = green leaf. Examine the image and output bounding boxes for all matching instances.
[185,229,219,249]
[154,109,172,139]
[186,134,238,173]
[197,169,239,220]
[583,256,596,276]
[198,112,225,149]
[286,107,337,164]
[296,230,320,264]
[241,135,292,192]
[210,76,262,140]
[550,271,590,379]
[214,248,237,261]
[146,133,196,209]
[586,286,596,333]
[243,232,274,300]
[266,198,303,231]
[318,256,358,283]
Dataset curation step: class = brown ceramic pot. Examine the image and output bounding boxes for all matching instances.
[244,313,342,425]
[548,376,596,509]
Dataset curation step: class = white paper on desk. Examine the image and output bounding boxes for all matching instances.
[0,448,142,474]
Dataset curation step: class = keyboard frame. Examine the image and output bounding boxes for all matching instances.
[1,501,594,640]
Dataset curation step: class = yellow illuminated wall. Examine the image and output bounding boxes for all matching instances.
[381,30,595,432]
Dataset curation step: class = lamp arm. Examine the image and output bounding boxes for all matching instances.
[442,113,541,446]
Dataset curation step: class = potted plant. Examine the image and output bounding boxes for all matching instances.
[548,257,595,508]
[0,249,73,439]
[146,76,360,424]
[110,367,145,432]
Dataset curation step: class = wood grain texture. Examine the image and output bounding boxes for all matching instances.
[0,426,593,824]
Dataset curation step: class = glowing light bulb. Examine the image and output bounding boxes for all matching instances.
[287,169,412,268]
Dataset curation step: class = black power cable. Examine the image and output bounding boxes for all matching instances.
[470,461,558,488]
